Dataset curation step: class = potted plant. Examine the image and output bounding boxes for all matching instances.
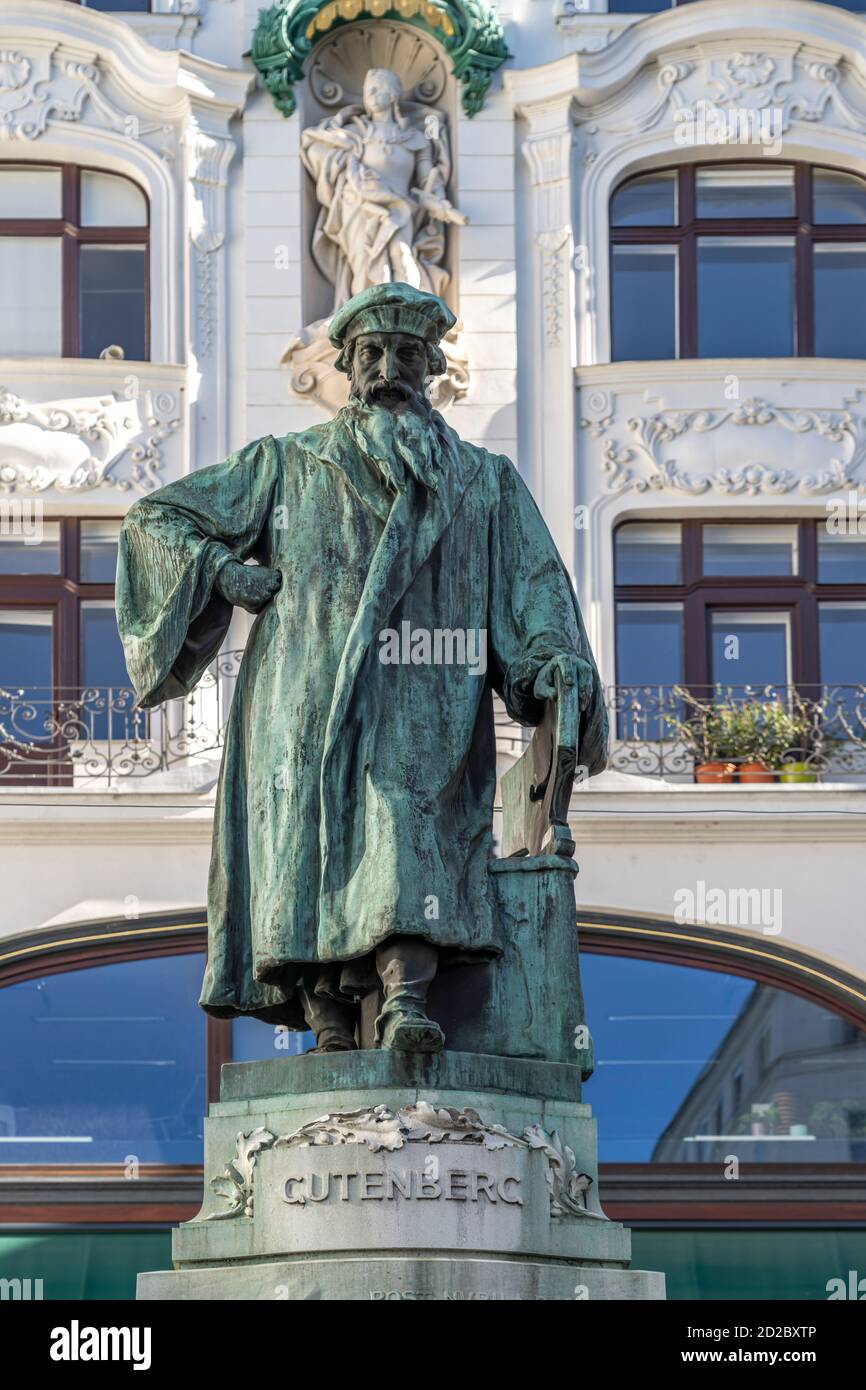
[762,695,823,783]
[665,690,739,782]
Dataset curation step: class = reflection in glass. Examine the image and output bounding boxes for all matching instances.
[0,609,52,689]
[612,245,678,361]
[615,523,682,585]
[79,245,146,360]
[695,165,795,219]
[0,165,62,218]
[0,239,62,356]
[697,238,795,357]
[616,602,683,739]
[819,605,866,727]
[0,954,206,1164]
[710,610,791,690]
[80,172,148,228]
[80,601,130,739]
[814,246,866,358]
[814,168,866,224]
[0,522,61,575]
[611,172,677,227]
[232,1016,313,1062]
[80,520,121,583]
[703,524,798,577]
[582,954,866,1164]
[817,530,866,583]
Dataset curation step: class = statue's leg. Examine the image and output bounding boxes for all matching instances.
[297,968,358,1053]
[374,935,444,1053]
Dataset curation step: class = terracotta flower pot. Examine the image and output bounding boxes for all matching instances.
[694,761,736,783]
[738,761,775,784]
[778,761,817,784]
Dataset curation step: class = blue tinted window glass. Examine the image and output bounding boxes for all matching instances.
[0,609,52,690]
[695,166,795,220]
[615,523,682,584]
[817,532,866,583]
[815,247,866,358]
[616,603,683,739]
[819,603,866,737]
[0,954,206,1164]
[698,238,794,357]
[710,611,790,690]
[232,1016,313,1062]
[582,953,866,1164]
[814,169,866,224]
[611,173,677,227]
[80,603,131,739]
[611,246,677,361]
[608,0,672,10]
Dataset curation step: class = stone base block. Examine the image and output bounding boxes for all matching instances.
[137,1052,665,1302]
[138,1256,665,1302]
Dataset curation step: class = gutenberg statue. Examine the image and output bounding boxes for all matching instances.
[117,284,607,1056]
[302,67,466,303]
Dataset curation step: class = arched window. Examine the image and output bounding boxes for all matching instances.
[610,163,866,361]
[1,911,864,1297]
[0,164,149,361]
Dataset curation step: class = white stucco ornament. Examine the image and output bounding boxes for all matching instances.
[0,389,180,493]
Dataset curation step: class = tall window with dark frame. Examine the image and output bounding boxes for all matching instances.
[0,163,149,361]
[0,520,127,755]
[614,519,866,699]
[611,163,866,360]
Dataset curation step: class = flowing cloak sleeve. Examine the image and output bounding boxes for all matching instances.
[488,454,608,777]
[116,435,281,708]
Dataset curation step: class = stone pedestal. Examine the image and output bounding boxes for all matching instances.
[137,1051,665,1301]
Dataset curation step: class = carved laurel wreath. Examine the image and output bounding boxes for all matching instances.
[206,1102,602,1223]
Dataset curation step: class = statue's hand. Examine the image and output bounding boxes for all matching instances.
[533,653,594,713]
[216,560,282,614]
[414,191,468,225]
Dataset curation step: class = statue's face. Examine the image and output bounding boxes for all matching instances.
[349,331,429,409]
[363,69,400,117]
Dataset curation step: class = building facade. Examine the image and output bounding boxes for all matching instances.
[1,0,865,1300]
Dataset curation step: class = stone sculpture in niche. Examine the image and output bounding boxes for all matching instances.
[284,66,470,410]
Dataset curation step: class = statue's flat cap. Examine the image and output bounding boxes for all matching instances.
[329,283,456,349]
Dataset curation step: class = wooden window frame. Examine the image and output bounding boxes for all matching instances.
[610,161,866,360]
[0,516,119,692]
[614,518,866,692]
[0,161,150,360]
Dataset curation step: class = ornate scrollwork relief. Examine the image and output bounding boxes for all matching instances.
[0,387,180,493]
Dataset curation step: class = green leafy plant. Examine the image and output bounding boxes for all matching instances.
[665,689,826,770]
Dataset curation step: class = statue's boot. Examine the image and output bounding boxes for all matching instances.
[297,975,358,1053]
[375,936,444,1053]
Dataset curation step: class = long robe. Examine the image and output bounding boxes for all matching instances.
[116,408,607,1025]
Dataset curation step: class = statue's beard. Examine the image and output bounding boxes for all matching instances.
[344,387,442,494]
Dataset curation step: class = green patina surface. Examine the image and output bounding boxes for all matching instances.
[248,0,510,119]
[116,400,606,1034]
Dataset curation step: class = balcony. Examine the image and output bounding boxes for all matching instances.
[1,667,865,789]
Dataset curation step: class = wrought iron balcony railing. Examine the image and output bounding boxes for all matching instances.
[1,663,865,786]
